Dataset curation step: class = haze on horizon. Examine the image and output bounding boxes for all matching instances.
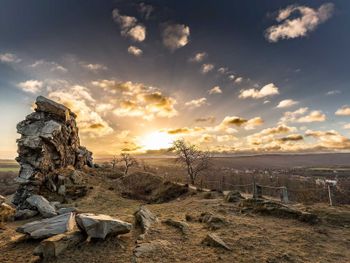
[1,0,350,159]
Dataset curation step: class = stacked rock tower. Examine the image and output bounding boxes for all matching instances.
[13,96,93,209]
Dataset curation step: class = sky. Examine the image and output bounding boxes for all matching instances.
[1,0,350,158]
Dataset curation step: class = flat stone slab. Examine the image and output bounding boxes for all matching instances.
[16,212,76,239]
[14,209,39,220]
[26,195,57,218]
[202,233,232,251]
[76,213,132,239]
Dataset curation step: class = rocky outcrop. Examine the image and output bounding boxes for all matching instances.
[76,213,132,239]
[16,212,77,239]
[13,96,93,210]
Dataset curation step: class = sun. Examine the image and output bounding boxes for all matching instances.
[139,131,174,151]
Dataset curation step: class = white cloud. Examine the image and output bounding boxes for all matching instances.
[185,97,207,108]
[82,63,107,72]
[189,52,207,63]
[30,60,67,73]
[276,99,299,108]
[343,123,350,129]
[265,3,334,42]
[335,106,350,116]
[280,107,326,123]
[127,46,143,56]
[239,83,279,99]
[208,86,222,95]
[234,77,243,84]
[162,23,190,51]
[201,63,214,74]
[112,9,146,42]
[326,90,341,96]
[217,67,228,74]
[17,80,43,93]
[0,53,21,63]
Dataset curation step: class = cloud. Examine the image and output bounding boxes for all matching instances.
[189,52,207,63]
[93,80,178,120]
[219,116,264,130]
[30,60,67,73]
[208,86,222,95]
[244,117,264,130]
[279,134,303,142]
[165,127,205,135]
[17,80,43,93]
[234,77,243,84]
[195,116,216,124]
[305,129,350,149]
[265,3,334,42]
[161,23,190,51]
[201,63,214,74]
[185,97,207,108]
[217,67,228,74]
[127,46,143,56]
[276,99,299,108]
[280,107,326,123]
[81,63,107,72]
[221,116,247,126]
[239,83,279,99]
[138,3,154,20]
[112,9,146,42]
[259,125,297,135]
[326,90,341,96]
[343,124,350,129]
[335,106,350,116]
[0,53,21,63]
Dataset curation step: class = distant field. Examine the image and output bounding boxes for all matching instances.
[0,167,19,172]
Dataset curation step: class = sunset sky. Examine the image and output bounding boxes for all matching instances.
[1,0,350,158]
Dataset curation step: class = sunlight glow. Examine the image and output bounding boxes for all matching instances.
[139,131,174,151]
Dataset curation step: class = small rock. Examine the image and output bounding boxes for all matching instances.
[185,214,195,222]
[26,195,57,218]
[76,213,132,239]
[225,190,245,203]
[133,240,171,257]
[163,219,189,235]
[15,209,39,220]
[202,233,232,251]
[199,212,228,230]
[134,206,157,234]
[16,212,76,239]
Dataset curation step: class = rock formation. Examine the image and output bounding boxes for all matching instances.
[13,96,93,210]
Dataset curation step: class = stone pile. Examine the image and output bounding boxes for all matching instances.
[13,96,93,210]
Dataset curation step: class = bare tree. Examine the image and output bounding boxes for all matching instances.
[120,153,137,175]
[172,139,211,185]
[111,155,118,169]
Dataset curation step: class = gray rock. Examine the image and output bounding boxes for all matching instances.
[57,207,77,215]
[202,233,232,251]
[36,95,74,120]
[225,190,245,202]
[14,209,39,220]
[134,206,157,234]
[26,195,57,218]
[199,212,228,230]
[16,212,76,239]
[133,240,171,257]
[76,213,132,239]
[163,219,189,235]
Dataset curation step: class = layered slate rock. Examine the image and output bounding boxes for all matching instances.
[134,206,157,234]
[26,195,57,218]
[13,96,93,210]
[76,213,132,239]
[16,212,76,239]
[202,233,232,251]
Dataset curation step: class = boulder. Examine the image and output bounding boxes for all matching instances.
[225,190,245,203]
[16,212,76,239]
[14,209,39,220]
[33,230,86,259]
[76,213,132,239]
[202,233,231,251]
[163,219,189,235]
[26,195,57,218]
[13,96,93,210]
[134,206,157,234]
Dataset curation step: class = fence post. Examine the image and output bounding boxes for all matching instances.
[327,184,333,206]
[253,175,257,198]
[281,187,289,203]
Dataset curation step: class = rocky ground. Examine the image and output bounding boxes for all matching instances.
[1,167,349,263]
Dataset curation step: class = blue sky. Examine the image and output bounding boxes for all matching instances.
[1,0,350,158]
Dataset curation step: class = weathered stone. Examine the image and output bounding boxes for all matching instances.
[76,213,132,239]
[199,212,228,230]
[202,233,232,251]
[163,219,189,235]
[26,195,57,218]
[133,240,171,257]
[16,212,76,239]
[14,209,39,220]
[57,207,78,215]
[33,230,86,259]
[134,206,157,234]
[13,96,93,210]
[225,190,245,203]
